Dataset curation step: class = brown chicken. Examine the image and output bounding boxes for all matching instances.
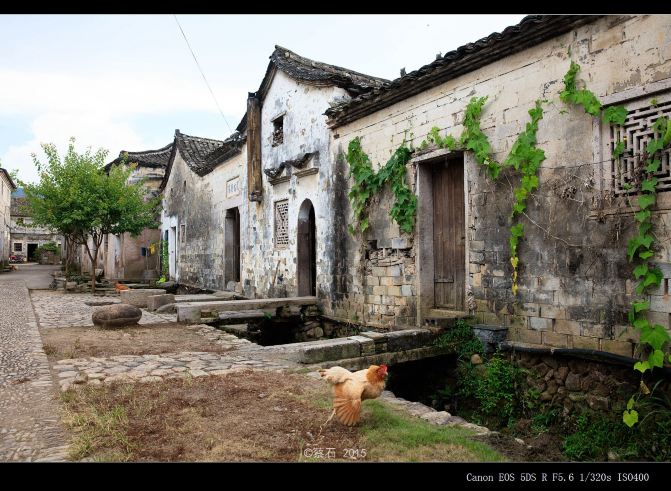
[319,364,388,426]
[115,282,130,293]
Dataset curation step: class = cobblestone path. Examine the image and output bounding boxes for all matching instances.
[0,282,69,461]
[31,291,177,328]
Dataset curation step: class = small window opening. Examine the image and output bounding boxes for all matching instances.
[272,116,284,147]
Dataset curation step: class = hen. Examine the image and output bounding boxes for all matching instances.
[319,364,388,426]
[115,282,130,293]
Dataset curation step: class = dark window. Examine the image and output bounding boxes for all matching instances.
[14,243,22,252]
[272,116,284,146]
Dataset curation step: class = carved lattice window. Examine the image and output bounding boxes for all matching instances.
[274,200,289,248]
[608,94,671,195]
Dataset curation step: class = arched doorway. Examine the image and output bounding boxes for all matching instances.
[297,199,316,296]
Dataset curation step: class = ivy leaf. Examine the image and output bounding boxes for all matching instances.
[633,361,650,373]
[627,234,654,261]
[643,267,663,289]
[626,397,635,410]
[510,223,524,237]
[632,299,649,313]
[510,256,519,269]
[633,316,650,331]
[639,250,654,260]
[612,140,625,159]
[623,409,639,427]
[641,177,658,193]
[633,264,649,279]
[637,194,656,210]
[649,349,665,368]
[646,159,661,173]
[603,105,628,126]
[634,210,651,223]
[647,138,664,155]
[640,324,671,351]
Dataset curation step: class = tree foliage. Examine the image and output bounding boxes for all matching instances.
[22,137,161,289]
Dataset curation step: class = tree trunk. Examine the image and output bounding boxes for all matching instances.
[84,241,99,293]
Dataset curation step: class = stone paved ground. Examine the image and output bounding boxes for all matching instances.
[54,324,292,389]
[0,281,69,461]
[31,291,177,328]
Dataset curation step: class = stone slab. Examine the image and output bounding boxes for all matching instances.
[120,289,167,308]
[177,296,318,322]
[146,294,175,312]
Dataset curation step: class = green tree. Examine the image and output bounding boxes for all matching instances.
[22,138,161,291]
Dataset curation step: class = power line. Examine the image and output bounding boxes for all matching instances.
[173,15,233,135]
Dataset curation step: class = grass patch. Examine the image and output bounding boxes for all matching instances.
[42,343,57,356]
[61,384,137,461]
[359,400,505,462]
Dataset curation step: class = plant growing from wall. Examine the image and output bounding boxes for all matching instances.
[622,115,671,427]
[559,60,671,428]
[345,138,415,234]
[420,97,548,295]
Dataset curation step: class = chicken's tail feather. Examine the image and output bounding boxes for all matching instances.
[333,396,361,426]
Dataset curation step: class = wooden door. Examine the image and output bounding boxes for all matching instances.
[432,158,465,309]
[224,208,240,283]
[297,200,316,296]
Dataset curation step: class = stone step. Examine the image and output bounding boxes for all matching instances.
[177,296,318,322]
[425,309,469,328]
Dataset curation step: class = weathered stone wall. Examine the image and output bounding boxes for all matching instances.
[330,15,671,354]
[239,70,352,307]
[161,149,244,290]
[511,351,668,416]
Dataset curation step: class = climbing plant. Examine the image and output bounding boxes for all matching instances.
[622,115,671,427]
[418,97,548,295]
[345,138,415,235]
[559,61,671,427]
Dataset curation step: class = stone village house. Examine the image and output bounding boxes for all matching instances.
[99,146,172,281]
[114,15,671,360]
[79,146,170,279]
[0,168,17,264]
[9,189,63,262]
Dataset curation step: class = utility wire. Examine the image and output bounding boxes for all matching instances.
[173,15,233,135]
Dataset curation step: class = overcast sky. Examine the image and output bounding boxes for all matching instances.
[0,14,526,184]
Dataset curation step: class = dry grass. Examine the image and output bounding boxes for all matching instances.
[60,370,504,462]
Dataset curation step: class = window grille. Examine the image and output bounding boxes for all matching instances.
[608,95,671,195]
[274,200,289,247]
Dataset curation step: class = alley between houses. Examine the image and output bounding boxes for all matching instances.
[0,265,69,461]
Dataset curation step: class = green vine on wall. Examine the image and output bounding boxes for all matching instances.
[420,97,548,295]
[560,61,671,428]
[346,138,415,235]
[623,115,671,427]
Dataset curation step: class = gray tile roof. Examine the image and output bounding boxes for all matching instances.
[325,15,601,128]
[159,130,245,190]
[236,45,388,133]
[105,142,174,172]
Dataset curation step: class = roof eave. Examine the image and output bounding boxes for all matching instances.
[326,15,602,128]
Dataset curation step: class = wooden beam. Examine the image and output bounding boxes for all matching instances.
[246,93,263,202]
